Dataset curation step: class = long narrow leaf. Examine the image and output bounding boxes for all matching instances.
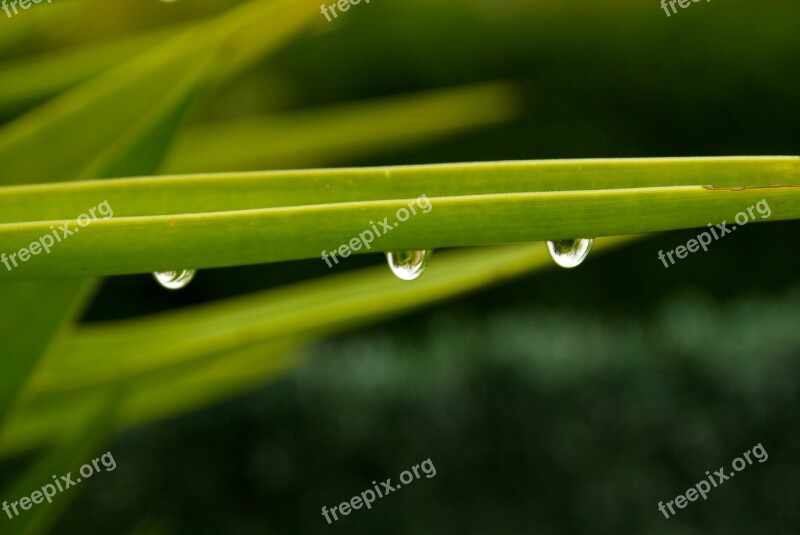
[2,237,637,455]
[0,158,796,277]
[0,390,120,534]
[165,82,525,172]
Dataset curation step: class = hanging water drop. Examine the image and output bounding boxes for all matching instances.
[546,238,594,268]
[153,269,196,290]
[386,250,432,281]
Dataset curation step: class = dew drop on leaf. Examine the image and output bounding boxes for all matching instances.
[546,239,594,268]
[153,269,196,290]
[386,250,432,281]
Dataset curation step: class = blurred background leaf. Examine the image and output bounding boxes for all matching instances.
[1,390,119,535]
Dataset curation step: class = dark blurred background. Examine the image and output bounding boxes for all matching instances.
[22,0,800,532]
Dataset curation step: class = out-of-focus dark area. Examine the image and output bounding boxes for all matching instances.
[2,0,798,532]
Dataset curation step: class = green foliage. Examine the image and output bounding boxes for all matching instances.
[0,0,797,532]
[53,288,800,533]
[0,159,796,277]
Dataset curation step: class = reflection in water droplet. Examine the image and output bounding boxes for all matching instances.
[386,250,432,281]
[153,269,196,290]
[546,238,594,268]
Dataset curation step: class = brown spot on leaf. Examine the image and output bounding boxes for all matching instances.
[702,184,799,191]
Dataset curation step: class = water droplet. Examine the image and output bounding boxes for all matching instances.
[153,269,196,290]
[386,250,431,281]
[546,238,594,268]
